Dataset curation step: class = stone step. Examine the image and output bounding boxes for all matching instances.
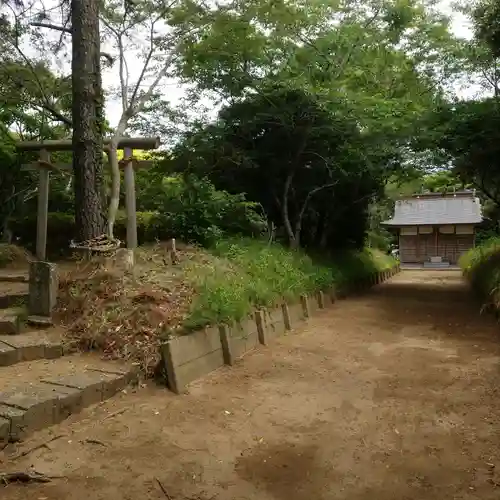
[0,307,25,334]
[423,261,451,268]
[0,281,28,310]
[26,315,54,328]
[0,332,63,366]
[0,274,28,283]
[0,354,138,443]
[0,270,28,283]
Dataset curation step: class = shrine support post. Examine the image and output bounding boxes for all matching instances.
[123,147,138,251]
[36,149,50,261]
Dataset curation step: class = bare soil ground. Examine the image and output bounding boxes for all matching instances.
[2,270,500,500]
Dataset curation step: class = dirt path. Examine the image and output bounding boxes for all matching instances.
[3,270,500,500]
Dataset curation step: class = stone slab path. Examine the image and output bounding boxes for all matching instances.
[0,270,139,444]
[0,353,138,442]
[2,270,500,500]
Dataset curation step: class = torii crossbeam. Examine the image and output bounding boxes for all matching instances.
[17,137,160,261]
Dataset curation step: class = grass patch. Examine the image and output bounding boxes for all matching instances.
[184,238,395,331]
[328,247,395,288]
[459,237,500,308]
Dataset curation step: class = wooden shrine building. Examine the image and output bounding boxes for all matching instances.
[382,191,483,266]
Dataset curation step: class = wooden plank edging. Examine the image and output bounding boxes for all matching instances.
[161,264,400,393]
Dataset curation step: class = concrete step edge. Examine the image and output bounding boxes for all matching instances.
[0,275,28,283]
[0,337,63,367]
[0,307,27,335]
[0,365,138,442]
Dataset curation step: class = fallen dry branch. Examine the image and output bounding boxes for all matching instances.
[0,470,51,485]
[81,438,107,447]
[101,408,128,421]
[12,434,66,459]
[155,477,173,499]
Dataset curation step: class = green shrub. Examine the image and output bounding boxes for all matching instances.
[11,176,266,257]
[10,211,168,258]
[459,237,500,305]
[11,213,75,258]
[460,237,500,273]
[137,174,267,245]
[183,238,395,331]
[0,243,30,268]
[329,248,394,289]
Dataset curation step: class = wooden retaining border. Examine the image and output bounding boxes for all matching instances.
[161,264,401,393]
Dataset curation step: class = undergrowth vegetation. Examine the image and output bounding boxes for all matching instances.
[0,243,31,268]
[460,237,500,308]
[10,174,267,258]
[185,240,394,330]
[55,238,395,376]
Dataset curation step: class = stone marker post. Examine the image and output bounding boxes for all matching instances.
[28,261,58,321]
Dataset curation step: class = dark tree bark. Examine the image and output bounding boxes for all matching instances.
[281,171,297,248]
[71,0,106,242]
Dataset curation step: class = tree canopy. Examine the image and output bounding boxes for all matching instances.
[1,0,497,253]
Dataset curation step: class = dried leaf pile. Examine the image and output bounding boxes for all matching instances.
[55,246,196,377]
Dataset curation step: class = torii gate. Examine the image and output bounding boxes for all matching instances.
[17,137,160,261]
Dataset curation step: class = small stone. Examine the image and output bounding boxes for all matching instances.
[0,341,18,366]
[27,315,53,327]
[0,416,10,441]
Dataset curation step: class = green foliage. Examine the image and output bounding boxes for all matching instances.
[0,143,21,231]
[384,170,471,203]
[168,86,384,251]
[429,99,500,203]
[10,212,160,258]
[473,0,500,57]
[136,173,267,245]
[460,237,500,307]
[0,243,30,268]
[175,0,454,108]
[11,175,267,255]
[421,170,470,193]
[184,237,395,330]
[0,53,75,238]
[0,58,72,132]
[331,248,395,286]
[476,226,500,245]
[0,0,473,266]
[365,199,394,252]
[460,237,500,271]
[366,229,393,253]
[174,0,456,172]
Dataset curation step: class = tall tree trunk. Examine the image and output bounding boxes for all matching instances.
[282,172,297,249]
[293,183,338,249]
[71,0,106,242]
[106,115,130,239]
[319,211,330,250]
[106,138,120,238]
